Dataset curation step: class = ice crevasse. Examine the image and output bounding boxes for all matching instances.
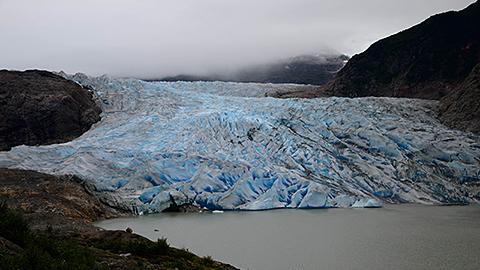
[0,74,479,212]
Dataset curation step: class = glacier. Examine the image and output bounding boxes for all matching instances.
[0,74,479,212]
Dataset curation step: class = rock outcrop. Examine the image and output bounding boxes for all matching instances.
[439,64,480,133]
[0,168,122,227]
[324,1,480,99]
[0,70,101,151]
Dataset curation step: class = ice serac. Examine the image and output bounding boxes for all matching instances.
[0,74,479,212]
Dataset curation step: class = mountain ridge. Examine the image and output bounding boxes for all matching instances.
[157,54,348,86]
[279,1,480,133]
[324,1,480,99]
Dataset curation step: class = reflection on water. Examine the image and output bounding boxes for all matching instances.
[96,205,480,270]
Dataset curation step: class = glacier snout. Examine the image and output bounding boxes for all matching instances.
[0,75,478,212]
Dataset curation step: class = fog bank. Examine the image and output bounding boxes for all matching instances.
[0,0,474,78]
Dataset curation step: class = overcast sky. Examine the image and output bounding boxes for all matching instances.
[0,0,475,78]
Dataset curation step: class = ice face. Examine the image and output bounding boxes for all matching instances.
[0,74,479,212]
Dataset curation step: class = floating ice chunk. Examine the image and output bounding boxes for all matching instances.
[352,198,383,208]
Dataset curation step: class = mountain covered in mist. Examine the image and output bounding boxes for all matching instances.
[325,1,480,100]
[285,1,480,133]
[324,0,480,133]
[158,54,349,86]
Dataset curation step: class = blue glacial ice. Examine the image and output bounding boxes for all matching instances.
[0,73,479,212]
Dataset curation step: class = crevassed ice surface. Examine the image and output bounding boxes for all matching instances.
[0,74,479,212]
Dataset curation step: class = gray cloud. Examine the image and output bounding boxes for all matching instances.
[0,0,474,78]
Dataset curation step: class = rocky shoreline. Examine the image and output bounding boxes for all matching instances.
[0,168,238,269]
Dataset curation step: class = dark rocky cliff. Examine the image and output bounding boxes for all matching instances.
[439,63,480,133]
[325,1,480,99]
[0,70,101,151]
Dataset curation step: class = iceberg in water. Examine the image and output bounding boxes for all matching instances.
[0,74,478,212]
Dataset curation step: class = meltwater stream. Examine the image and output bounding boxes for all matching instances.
[96,205,480,270]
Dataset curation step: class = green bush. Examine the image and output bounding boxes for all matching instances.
[0,202,30,246]
[0,204,103,270]
[155,237,170,253]
[201,255,215,267]
[98,236,170,256]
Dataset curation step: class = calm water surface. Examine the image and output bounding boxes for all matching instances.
[96,205,480,270]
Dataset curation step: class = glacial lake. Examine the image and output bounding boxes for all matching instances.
[96,205,480,270]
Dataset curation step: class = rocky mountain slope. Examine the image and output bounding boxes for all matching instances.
[439,63,480,133]
[283,1,480,133]
[0,70,101,151]
[324,1,480,99]
[1,75,478,212]
[159,54,348,86]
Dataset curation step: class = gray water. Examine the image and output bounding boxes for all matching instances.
[95,205,480,270]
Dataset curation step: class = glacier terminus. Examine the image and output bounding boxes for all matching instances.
[0,74,479,213]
